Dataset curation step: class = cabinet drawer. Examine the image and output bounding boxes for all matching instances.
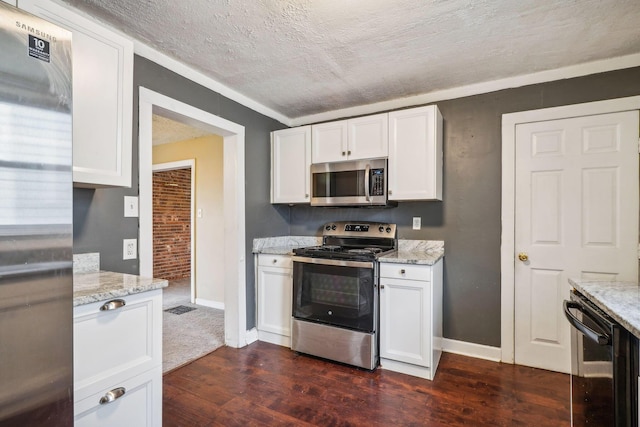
[258,254,292,269]
[380,263,431,281]
[74,366,161,425]
[73,290,161,393]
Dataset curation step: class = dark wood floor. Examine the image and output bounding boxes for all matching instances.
[163,341,570,426]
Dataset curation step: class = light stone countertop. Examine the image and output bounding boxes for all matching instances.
[73,270,168,307]
[569,279,640,339]
[253,236,322,255]
[378,240,445,265]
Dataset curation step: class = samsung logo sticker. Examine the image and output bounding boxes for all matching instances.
[15,20,57,43]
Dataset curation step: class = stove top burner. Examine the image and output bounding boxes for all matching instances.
[292,221,397,261]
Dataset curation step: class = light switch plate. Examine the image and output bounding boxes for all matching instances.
[412,217,421,230]
[124,196,139,218]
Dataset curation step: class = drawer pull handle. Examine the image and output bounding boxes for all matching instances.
[272,259,278,264]
[400,269,406,275]
[99,387,126,405]
[100,299,126,311]
[380,285,385,289]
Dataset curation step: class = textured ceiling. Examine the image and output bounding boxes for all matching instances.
[62,0,640,122]
[152,115,212,146]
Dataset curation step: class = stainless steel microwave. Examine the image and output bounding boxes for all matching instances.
[310,158,394,207]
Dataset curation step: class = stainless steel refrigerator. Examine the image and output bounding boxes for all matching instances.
[0,3,73,425]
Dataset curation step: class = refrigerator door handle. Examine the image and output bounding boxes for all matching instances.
[100,299,126,311]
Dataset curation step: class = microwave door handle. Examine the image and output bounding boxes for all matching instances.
[563,300,610,346]
[365,164,370,202]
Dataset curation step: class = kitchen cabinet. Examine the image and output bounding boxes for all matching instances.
[311,113,388,163]
[379,259,443,380]
[388,105,443,201]
[257,254,293,347]
[20,0,133,188]
[2,0,16,6]
[271,126,311,204]
[73,290,162,425]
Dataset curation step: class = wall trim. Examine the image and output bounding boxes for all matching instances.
[139,87,248,348]
[152,160,196,303]
[195,298,225,310]
[245,328,258,345]
[134,40,291,126]
[442,338,501,362]
[500,95,640,364]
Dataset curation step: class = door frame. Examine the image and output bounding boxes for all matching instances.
[139,87,248,348]
[501,95,640,363]
[152,160,196,303]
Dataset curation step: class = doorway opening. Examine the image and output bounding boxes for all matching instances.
[139,87,247,348]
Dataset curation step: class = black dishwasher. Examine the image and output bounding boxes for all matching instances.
[564,290,638,427]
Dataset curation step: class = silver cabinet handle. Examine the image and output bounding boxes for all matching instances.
[305,193,309,198]
[272,259,278,264]
[342,151,346,156]
[400,269,406,274]
[380,284,385,289]
[100,299,126,311]
[388,190,393,195]
[99,387,126,405]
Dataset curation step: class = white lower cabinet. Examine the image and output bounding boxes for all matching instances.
[73,290,162,425]
[256,254,293,347]
[379,260,443,380]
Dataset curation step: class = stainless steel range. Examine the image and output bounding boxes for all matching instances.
[291,221,397,370]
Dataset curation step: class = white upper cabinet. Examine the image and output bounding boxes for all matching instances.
[271,126,311,204]
[388,105,442,201]
[2,1,17,6]
[312,113,388,163]
[20,0,133,188]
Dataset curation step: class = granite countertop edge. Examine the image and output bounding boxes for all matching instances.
[569,278,640,338]
[377,249,444,265]
[73,270,169,307]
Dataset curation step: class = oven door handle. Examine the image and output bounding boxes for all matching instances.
[292,256,374,269]
[563,300,610,346]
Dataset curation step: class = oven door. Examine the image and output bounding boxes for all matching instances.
[292,256,376,333]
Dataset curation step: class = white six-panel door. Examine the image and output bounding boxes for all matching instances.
[514,111,639,373]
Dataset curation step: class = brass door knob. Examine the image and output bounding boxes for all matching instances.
[518,252,529,262]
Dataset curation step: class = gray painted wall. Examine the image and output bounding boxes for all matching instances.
[289,66,640,347]
[73,58,640,344]
[73,55,289,328]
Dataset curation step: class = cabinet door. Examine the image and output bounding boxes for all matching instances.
[311,119,348,163]
[271,126,311,204]
[388,105,442,201]
[74,290,161,399]
[74,367,161,426]
[2,0,16,6]
[348,113,388,160]
[257,264,292,337]
[380,277,431,367]
[20,0,133,188]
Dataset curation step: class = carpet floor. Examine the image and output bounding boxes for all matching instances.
[162,278,225,373]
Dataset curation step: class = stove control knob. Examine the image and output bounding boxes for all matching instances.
[331,224,337,230]
[386,227,392,233]
[379,226,384,232]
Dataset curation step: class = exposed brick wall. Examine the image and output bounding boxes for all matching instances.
[152,168,191,280]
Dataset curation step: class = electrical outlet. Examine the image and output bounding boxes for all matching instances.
[412,217,421,230]
[123,238,137,260]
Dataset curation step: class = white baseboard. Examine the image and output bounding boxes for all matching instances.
[245,328,258,346]
[195,298,224,310]
[442,338,502,362]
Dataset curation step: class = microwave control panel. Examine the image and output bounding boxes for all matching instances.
[370,168,385,196]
